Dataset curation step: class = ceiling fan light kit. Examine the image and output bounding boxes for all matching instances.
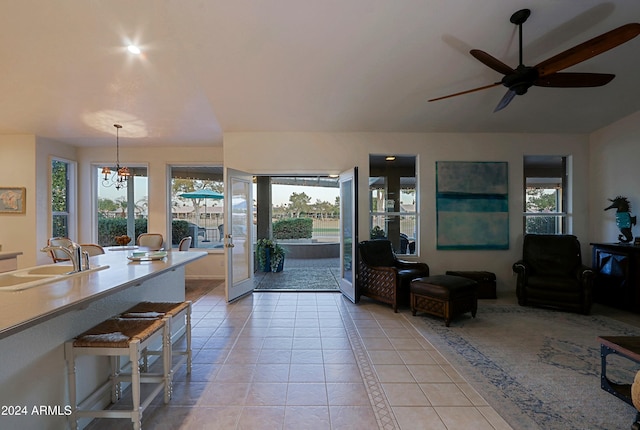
[429,9,640,112]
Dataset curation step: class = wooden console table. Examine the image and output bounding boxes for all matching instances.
[597,336,640,406]
[591,243,640,313]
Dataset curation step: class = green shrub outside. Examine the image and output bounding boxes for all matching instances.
[171,220,190,244]
[97,217,147,246]
[273,217,313,239]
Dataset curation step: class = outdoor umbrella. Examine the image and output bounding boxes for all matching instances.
[179,189,224,241]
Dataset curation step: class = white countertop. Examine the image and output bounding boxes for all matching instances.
[0,250,206,339]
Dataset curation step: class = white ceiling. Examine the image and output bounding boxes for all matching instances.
[1,1,639,147]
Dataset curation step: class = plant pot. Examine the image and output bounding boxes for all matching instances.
[260,248,284,273]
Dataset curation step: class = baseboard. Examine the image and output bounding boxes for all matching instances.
[185,275,224,281]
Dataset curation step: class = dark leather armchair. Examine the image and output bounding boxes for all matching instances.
[358,240,430,312]
[513,234,595,314]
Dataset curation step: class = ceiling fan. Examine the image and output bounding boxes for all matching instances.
[429,9,640,112]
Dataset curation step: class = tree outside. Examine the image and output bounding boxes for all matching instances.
[51,160,68,237]
[172,179,223,223]
[525,187,562,233]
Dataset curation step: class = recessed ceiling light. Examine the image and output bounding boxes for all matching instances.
[385,156,396,161]
[127,45,141,55]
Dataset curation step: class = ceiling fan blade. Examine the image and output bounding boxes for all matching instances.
[494,90,516,112]
[429,82,501,102]
[470,49,515,75]
[535,72,615,87]
[536,23,640,77]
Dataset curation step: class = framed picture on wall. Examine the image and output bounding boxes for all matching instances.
[0,187,26,214]
[436,161,509,250]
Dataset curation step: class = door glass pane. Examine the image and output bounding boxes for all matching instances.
[341,177,353,285]
[232,178,250,282]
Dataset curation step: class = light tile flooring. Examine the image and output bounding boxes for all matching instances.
[88,285,512,430]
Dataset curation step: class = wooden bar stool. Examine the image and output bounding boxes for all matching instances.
[65,317,171,430]
[120,302,192,379]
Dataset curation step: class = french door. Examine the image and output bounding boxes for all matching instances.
[224,168,254,302]
[339,167,358,303]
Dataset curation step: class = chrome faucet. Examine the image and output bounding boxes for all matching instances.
[40,242,87,272]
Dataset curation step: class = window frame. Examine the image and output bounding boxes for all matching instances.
[523,155,567,234]
[94,163,149,246]
[50,157,77,240]
[368,155,419,256]
[168,164,224,250]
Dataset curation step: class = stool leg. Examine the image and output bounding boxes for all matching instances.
[163,316,172,404]
[110,356,121,402]
[142,346,149,372]
[129,341,142,430]
[64,342,78,430]
[186,304,192,374]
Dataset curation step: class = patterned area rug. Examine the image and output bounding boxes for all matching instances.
[406,302,640,430]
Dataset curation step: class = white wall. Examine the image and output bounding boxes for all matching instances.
[589,110,640,243]
[0,136,78,267]
[0,136,37,267]
[224,131,591,291]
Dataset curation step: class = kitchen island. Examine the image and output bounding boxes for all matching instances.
[0,249,206,430]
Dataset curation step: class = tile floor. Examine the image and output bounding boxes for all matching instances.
[88,284,512,430]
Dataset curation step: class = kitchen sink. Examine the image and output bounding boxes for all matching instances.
[26,265,77,275]
[0,274,50,288]
[0,264,109,291]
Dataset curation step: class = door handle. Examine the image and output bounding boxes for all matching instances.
[225,233,234,248]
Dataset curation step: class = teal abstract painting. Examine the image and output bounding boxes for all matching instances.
[436,161,509,250]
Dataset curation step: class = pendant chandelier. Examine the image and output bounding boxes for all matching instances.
[101,124,130,190]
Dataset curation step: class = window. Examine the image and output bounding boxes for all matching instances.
[51,159,74,238]
[96,166,148,246]
[369,155,418,255]
[523,156,567,234]
[170,166,224,249]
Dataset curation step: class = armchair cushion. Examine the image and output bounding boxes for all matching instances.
[359,239,396,267]
[523,234,582,276]
[514,234,593,314]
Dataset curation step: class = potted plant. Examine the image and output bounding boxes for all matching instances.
[371,226,386,239]
[256,238,286,272]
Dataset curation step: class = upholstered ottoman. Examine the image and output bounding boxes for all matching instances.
[410,275,478,326]
[446,270,497,299]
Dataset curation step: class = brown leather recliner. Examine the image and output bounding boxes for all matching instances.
[513,234,594,315]
[358,240,430,312]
